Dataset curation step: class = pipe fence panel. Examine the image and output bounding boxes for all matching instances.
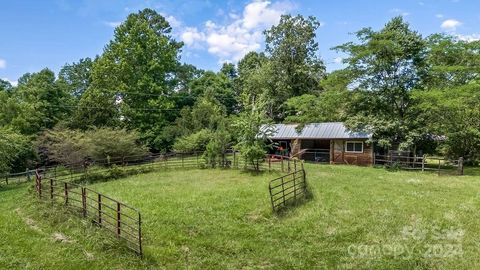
[268,168,307,212]
[35,173,143,256]
[374,154,464,175]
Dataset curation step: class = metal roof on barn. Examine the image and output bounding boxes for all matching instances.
[267,122,372,140]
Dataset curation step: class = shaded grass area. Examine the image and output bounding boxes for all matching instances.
[1,164,480,269]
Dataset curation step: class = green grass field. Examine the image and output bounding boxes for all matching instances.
[1,164,480,269]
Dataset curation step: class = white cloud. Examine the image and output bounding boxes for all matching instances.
[333,57,343,64]
[242,0,288,29]
[435,14,444,19]
[389,8,410,17]
[456,33,480,42]
[104,21,121,28]
[0,58,6,69]
[181,27,206,47]
[441,19,462,31]
[180,0,294,63]
[2,78,18,87]
[161,13,182,29]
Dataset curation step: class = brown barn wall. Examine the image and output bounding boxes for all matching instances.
[331,139,373,166]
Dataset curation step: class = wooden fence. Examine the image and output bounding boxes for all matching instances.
[268,164,307,212]
[34,172,143,256]
[37,151,297,183]
[374,154,464,175]
[1,169,37,186]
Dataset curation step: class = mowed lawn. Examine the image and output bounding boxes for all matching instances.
[2,164,480,269]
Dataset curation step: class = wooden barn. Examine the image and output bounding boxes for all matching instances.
[267,122,374,166]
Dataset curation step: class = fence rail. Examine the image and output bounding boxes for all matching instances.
[374,154,464,175]
[268,164,307,212]
[36,151,298,184]
[1,169,37,186]
[34,172,143,256]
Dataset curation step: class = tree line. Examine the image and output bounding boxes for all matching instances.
[1,9,479,173]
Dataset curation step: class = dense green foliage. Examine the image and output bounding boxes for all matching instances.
[0,128,34,173]
[36,128,148,166]
[1,10,479,172]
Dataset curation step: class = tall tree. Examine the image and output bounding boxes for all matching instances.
[424,34,480,88]
[234,100,273,171]
[284,70,350,123]
[79,8,183,150]
[414,35,480,161]
[414,83,480,161]
[335,16,427,149]
[220,63,237,81]
[189,71,237,114]
[58,57,94,99]
[264,14,325,118]
[0,79,12,92]
[6,69,71,134]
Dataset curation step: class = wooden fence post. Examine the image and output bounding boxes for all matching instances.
[302,169,307,194]
[458,157,464,176]
[50,178,54,199]
[5,175,8,185]
[293,171,297,200]
[38,176,42,198]
[269,184,274,211]
[196,152,199,167]
[294,159,297,171]
[98,194,102,226]
[421,155,426,172]
[288,158,291,172]
[233,151,236,168]
[116,202,121,237]
[281,156,284,172]
[82,188,87,218]
[64,182,68,205]
[138,212,143,257]
[281,176,286,207]
[437,159,442,175]
[268,155,271,171]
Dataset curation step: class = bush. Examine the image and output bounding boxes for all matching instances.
[0,128,35,174]
[37,128,149,166]
[87,128,149,162]
[203,129,231,168]
[36,128,89,166]
[173,129,212,153]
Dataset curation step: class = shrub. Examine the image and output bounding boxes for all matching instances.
[173,129,212,153]
[87,128,149,162]
[0,128,35,174]
[203,129,231,168]
[37,128,149,166]
[36,128,89,166]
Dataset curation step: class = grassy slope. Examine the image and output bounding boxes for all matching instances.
[1,164,480,269]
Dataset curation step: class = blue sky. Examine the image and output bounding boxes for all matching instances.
[1,0,479,85]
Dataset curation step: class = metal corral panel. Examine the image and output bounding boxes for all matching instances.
[267,122,372,140]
